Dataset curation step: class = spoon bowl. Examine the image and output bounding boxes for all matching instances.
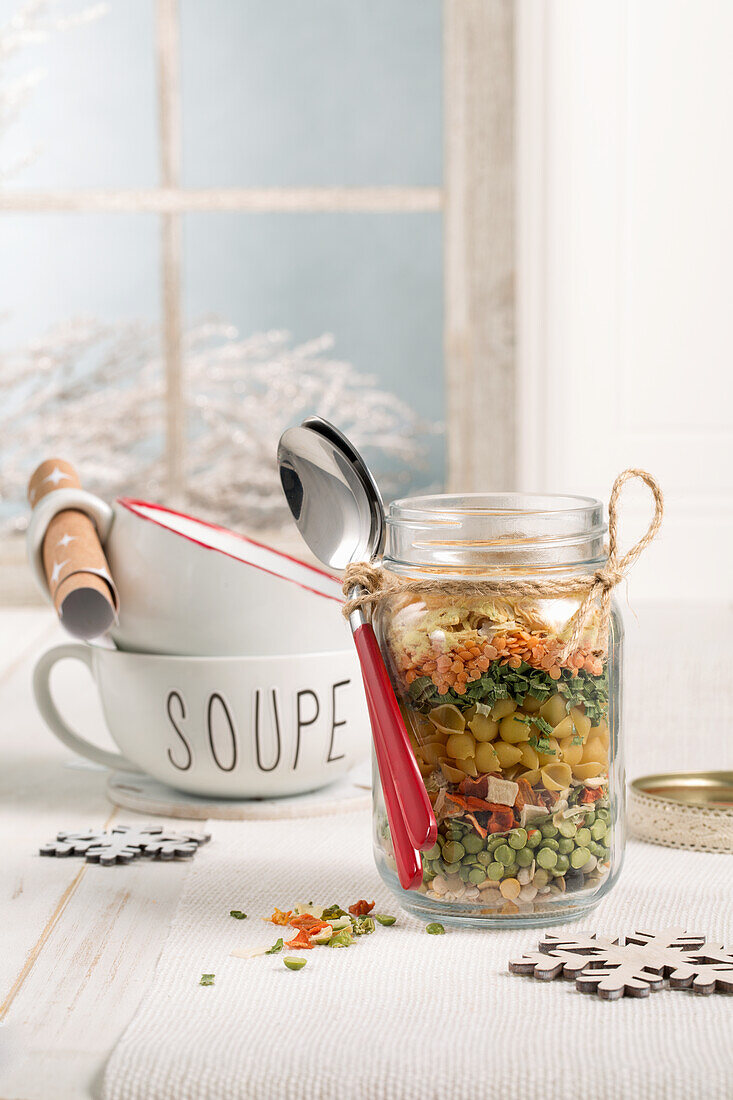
[301,416,386,562]
[278,424,381,571]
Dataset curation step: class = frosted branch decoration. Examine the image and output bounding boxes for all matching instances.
[0,318,438,534]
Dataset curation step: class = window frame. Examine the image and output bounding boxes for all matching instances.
[0,0,515,602]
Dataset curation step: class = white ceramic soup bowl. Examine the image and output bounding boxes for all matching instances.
[28,491,348,656]
[33,642,368,798]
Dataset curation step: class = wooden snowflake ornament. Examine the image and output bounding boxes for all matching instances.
[83,832,144,866]
[40,824,211,865]
[667,946,733,995]
[507,948,605,983]
[573,954,666,999]
[39,827,111,859]
[510,928,733,1000]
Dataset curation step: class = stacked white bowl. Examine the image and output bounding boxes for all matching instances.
[31,496,369,798]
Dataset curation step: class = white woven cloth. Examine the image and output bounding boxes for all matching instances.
[102,606,733,1100]
[102,813,733,1100]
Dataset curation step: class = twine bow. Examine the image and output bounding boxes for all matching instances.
[342,468,664,659]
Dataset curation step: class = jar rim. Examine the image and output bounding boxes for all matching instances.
[388,491,602,523]
[384,491,607,574]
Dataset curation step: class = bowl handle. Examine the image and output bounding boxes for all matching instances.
[32,644,140,772]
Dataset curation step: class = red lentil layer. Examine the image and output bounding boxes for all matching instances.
[397,628,604,696]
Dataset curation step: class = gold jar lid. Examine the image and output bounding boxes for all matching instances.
[629,771,733,853]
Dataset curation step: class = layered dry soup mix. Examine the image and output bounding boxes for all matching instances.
[381,594,612,912]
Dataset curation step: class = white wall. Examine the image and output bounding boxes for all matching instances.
[516,0,733,599]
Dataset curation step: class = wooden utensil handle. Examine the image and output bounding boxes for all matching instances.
[27,459,118,639]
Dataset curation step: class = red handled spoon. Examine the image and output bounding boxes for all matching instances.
[278,419,437,881]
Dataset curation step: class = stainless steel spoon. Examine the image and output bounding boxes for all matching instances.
[278,420,437,883]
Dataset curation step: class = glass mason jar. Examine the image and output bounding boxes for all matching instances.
[372,493,623,928]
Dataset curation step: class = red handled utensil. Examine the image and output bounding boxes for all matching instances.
[361,673,422,890]
[350,614,437,851]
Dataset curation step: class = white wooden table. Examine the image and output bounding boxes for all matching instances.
[1,604,731,1099]
[0,610,196,1100]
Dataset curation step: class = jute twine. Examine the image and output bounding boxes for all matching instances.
[342,469,664,659]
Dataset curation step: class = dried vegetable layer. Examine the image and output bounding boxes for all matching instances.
[381,596,612,913]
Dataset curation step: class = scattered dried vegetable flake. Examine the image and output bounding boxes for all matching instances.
[329,929,354,948]
[310,924,334,944]
[237,902,394,959]
[285,929,316,950]
[231,945,273,959]
[350,916,375,936]
[321,904,346,921]
[289,914,329,934]
[267,908,293,925]
[229,910,247,920]
[199,973,215,986]
[348,899,375,916]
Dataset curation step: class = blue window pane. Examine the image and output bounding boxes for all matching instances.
[2,0,157,188]
[0,213,159,345]
[180,0,442,187]
[182,211,445,493]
